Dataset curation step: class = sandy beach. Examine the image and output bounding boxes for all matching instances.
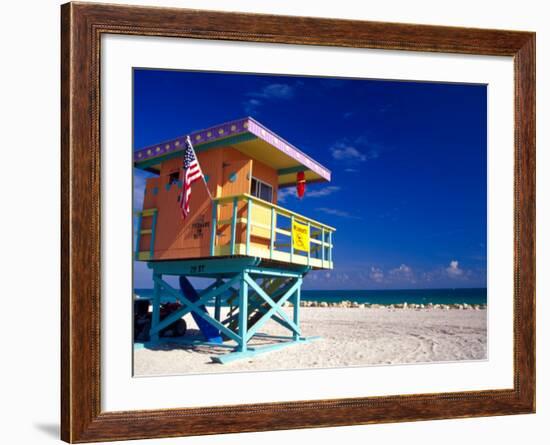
[134,306,487,376]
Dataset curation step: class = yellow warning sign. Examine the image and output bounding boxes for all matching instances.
[292,220,310,253]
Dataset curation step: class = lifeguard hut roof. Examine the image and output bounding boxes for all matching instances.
[134,117,331,187]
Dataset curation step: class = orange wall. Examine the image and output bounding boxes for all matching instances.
[251,158,279,203]
[216,147,251,250]
[138,145,279,261]
[142,176,159,210]
[153,150,219,260]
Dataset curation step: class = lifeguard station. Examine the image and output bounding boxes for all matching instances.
[134,117,335,363]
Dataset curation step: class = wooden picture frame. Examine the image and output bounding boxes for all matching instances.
[61,2,535,442]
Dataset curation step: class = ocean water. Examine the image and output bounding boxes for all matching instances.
[301,288,486,305]
[134,287,487,306]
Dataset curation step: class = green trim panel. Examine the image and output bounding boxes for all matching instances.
[277,166,310,175]
[195,132,257,153]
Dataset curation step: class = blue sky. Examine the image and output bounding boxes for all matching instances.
[133,69,487,290]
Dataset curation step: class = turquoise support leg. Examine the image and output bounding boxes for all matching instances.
[238,273,248,352]
[214,294,221,321]
[214,278,223,322]
[179,276,222,343]
[151,275,241,343]
[137,259,320,364]
[243,276,301,342]
[243,275,301,337]
[150,273,161,343]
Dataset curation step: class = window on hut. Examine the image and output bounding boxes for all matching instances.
[168,171,180,185]
[251,177,273,203]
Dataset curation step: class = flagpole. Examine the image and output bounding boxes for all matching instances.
[186,135,214,201]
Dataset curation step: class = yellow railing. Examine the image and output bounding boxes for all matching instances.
[210,194,335,269]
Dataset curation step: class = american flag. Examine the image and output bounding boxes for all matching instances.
[179,136,203,219]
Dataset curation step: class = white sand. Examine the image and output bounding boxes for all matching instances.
[133,307,487,376]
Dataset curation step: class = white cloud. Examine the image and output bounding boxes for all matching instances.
[277,187,296,203]
[278,186,341,203]
[446,260,464,277]
[389,264,416,283]
[249,83,295,100]
[243,98,261,114]
[302,261,485,290]
[244,83,295,115]
[421,260,480,284]
[370,267,384,283]
[306,186,341,198]
[330,143,367,162]
[316,207,361,219]
[330,136,381,163]
[390,264,412,276]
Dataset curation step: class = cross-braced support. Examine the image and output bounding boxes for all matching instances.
[137,258,319,363]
